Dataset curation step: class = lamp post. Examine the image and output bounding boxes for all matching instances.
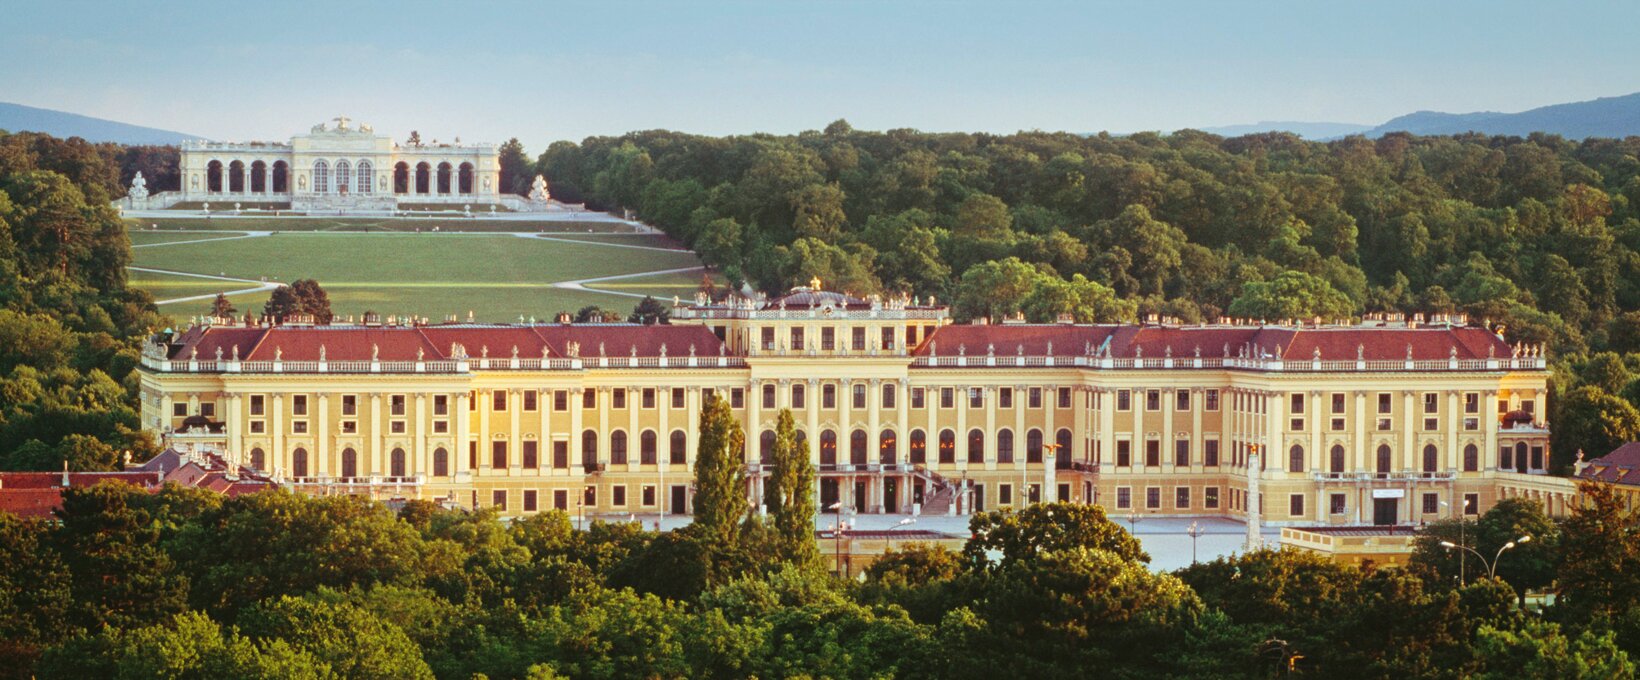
[1440,535,1532,581]
[1127,510,1141,535]
[1186,520,1207,564]
[1440,498,1473,585]
[828,501,846,576]
[891,516,917,553]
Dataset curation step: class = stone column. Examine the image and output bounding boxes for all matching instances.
[1099,388,1115,473]
[1353,391,1368,472]
[370,393,383,477]
[1162,388,1176,472]
[271,396,285,478]
[227,393,243,460]
[317,394,330,477]
[509,389,522,474]
[955,385,968,474]
[982,385,995,473]
[1191,388,1205,473]
[477,389,491,472]
[415,394,428,478]
[455,392,471,478]
[1402,391,1416,472]
[570,387,585,472]
[1013,385,1026,473]
[626,386,639,472]
[867,378,881,511]
[1483,389,1499,472]
[1309,391,1323,473]
[597,387,610,466]
[1446,391,1460,472]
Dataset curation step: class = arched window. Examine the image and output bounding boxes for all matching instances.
[1056,428,1074,468]
[670,430,687,465]
[335,160,351,194]
[313,160,330,193]
[880,429,897,465]
[292,447,308,478]
[437,162,453,194]
[1330,445,1345,474]
[356,160,373,193]
[850,429,868,466]
[394,162,410,194]
[458,162,474,194]
[390,447,406,478]
[820,430,837,466]
[1026,429,1044,464]
[640,430,658,464]
[997,429,1015,464]
[608,430,627,465]
[1289,444,1305,473]
[228,160,245,192]
[1515,442,1528,473]
[271,161,289,193]
[582,430,599,468]
[207,160,224,193]
[415,162,431,194]
[433,447,449,477]
[1422,444,1438,473]
[967,428,985,464]
[1463,443,1478,472]
[910,429,927,464]
[249,447,265,470]
[1375,444,1392,476]
[938,429,956,464]
[341,447,358,479]
[760,430,776,464]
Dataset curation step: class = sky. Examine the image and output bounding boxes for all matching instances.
[4,0,1639,151]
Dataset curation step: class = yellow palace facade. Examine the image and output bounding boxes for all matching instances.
[138,285,1554,526]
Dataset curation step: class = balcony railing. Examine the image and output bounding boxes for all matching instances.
[909,355,1547,372]
[141,354,748,374]
[1311,471,1460,482]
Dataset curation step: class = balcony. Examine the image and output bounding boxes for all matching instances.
[1311,471,1458,483]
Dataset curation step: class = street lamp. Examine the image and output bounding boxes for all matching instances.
[828,501,847,576]
[1127,510,1141,535]
[1186,520,1207,564]
[891,516,917,553]
[1440,498,1474,585]
[1440,534,1532,580]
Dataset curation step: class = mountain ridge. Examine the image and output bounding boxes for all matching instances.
[0,101,201,145]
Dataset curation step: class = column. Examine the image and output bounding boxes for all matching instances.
[867,378,882,511]
[626,385,639,472]
[1483,389,1498,471]
[1267,391,1283,476]
[317,394,330,477]
[510,389,522,474]
[1014,385,1027,473]
[1401,391,1416,472]
[1309,391,1323,473]
[806,379,821,464]
[597,387,610,466]
[1072,385,1089,465]
[982,386,996,472]
[897,378,911,513]
[415,394,428,478]
[687,386,700,474]
[241,163,249,196]
[477,389,491,472]
[1446,391,1460,472]
[1099,388,1115,473]
[271,396,285,478]
[746,379,762,459]
[570,387,585,472]
[1191,388,1204,473]
[159,394,174,431]
[1161,388,1176,472]
[227,393,244,460]
[1353,391,1368,472]
[370,393,383,477]
[455,391,471,477]
[955,385,968,474]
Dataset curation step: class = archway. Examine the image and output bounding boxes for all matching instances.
[390,447,406,478]
[433,447,449,476]
[850,429,868,466]
[228,160,245,193]
[394,162,410,194]
[437,162,453,194]
[910,429,927,464]
[415,162,431,194]
[458,162,474,194]
[251,161,267,193]
[967,428,984,464]
[997,428,1014,463]
[880,429,897,465]
[207,160,224,193]
[820,430,837,467]
[271,161,289,193]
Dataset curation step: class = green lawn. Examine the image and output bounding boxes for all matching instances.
[130,231,253,246]
[125,216,637,233]
[129,232,702,321]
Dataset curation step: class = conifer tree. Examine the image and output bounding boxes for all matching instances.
[692,392,747,547]
[766,409,818,564]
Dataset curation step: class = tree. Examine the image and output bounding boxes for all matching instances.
[406,130,421,146]
[764,409,817,565]
[571,305,623,323]
[952,257,1039,322]
[628,296,669,325]
[1020,273,1137,323]
[0,513,71,673]
[1552,385,1640,471]
[208,292,235,318]
[1228,270,1357,321]
[54,482,189,631]
[238,595,434,679]
[263,279,332,323]
[963,502,1148,568]
[498,137,532,196]
[954,193,1012,239]
[790,183,848,240]
[36,610,332,680]
[1410,498,1559,599]
[1557,481,1640,621]
[693,392,748,550]
[1471,618,1634,679]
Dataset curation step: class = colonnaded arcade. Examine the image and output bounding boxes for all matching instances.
[172,116,503,211]
[139,284,1557,527]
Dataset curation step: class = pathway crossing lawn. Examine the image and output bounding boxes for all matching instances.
[127,269,259,301]
[584,268,710,297]
[129,231,258,246]
[130,232,701,321]
[125,216,635,233]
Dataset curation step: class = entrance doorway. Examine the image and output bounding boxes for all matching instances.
[854,481,868,514]
[884,478,898,513]
[669,485,687,515]
[820,479,840,512]
[1373,498,1399,525]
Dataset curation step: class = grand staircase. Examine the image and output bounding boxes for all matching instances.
[911,465,959,515]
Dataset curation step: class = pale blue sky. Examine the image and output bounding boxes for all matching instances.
[4,0,1637,151]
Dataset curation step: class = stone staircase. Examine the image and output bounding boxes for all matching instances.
[911,465,959,516]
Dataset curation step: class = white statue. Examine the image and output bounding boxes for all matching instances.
[529,175,551,202]
[127,172,149,200]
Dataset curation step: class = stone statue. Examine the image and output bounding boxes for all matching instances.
[319,345,326,362]
[529,175,551,202]
[416,347,424,361]
[128,172,149,200]
[371,343,379,361]
[214,346,223,361]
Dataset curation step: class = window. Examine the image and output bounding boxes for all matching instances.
[431,447,448,476]
[433,420,448,434]
[1288,444,1304,473]
[291,420,308,434]
[434,395,448,415]
[334,160,351,193]
[292,395,308,416]
[1422,444,1438,473]
[1176,389,1191,411]
[584,486,597,507]
[1521,399,1535,414]
[965,387,982,409]
[762,384,776,409]
[469,392,478,411]
[882,383,897,408]
[1464,417,1479,431]
[1289,494,1305,517]
[1330,445,1346,474]
[469,442,478,469]
[881,326,895,350]
[1377,417,1392,431]
[356,160,372,193]
[1422,493,1439,515]
[249,395,265,416]
[553,441,569,469]
[390,420,405,434]
[583,389,597,409]
[490,490,506,511]
[1000,387,1014,408]
[173,402,187,417]
[1058,387,1072,409]
[998,429,1015,463]
[1000,484,1014,506]
[792,384,805,409]
[1205,439,1220,467]
[1205,487,1220,509]
[642,486,656,507]
[667,388,683,409]
[1423,392,1438,414]
[642,388,656,409]
[553,489,568,511]
[880,429,897,464]
[200,402,217,418]
[389,448,407,477]
[1205,389,1220,411]
[1463,443,1478,472]
[640,431,657,464]
[761,327,775,350]
[494,390,508,411]
[1330,417,1345,431]
[613,485,627,506]
[612,388,626,409]
[339,395,356,416]
[1465,393,1479,414]
[1027,429,1044,463]
[819,430,838,466]
[492,441,508,468]
[669,430,686,465]
[1144,440,1160,467]
[1175,487,1191,509]
[730,387,744,409]
[1117,389,1131,411]
[1145,390,1160,411]
[1331,393,1346,414]
[1377,393,1392,414]
[852,326,866,350]
[1145,487,1161,509]
[967,429,985,464]
[1291,393,1305,414]
[1029,387,1043,409]
[340,420,358,434]
[822,384,836,409]
[791,327,804,351]
[937,429,956,464]
[582,430,599,468]
[1375,444,1392,476]
[940,388,955,409]
[910,429,927,464]
[854,384,867,409]
[249,420,265,434]
[1174,439,1190,467]
[1290,417,1305,431]
[1329,493,1346,515]
[554,390,568,411]
[910,388,925,409]
[523,440,539,468]
[1116,440,1131,467]
[611,430,628,465]
[1116,487,1132,509]
[341,448,359,479]
[313,160,329,193]
[292,448,308,478]
[523,390,538,411]
[1463,493,1479,515]
[523,490,538,512]
[821,326,835,351]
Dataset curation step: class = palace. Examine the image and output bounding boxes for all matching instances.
[161,116,508,211]
[137,285,1554,527]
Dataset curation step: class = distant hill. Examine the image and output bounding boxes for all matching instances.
[0,101,200,145]
[1196,121,1372,140]
[1360,92,1640,139]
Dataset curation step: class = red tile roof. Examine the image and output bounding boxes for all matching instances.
[917,324,1511,361]
[913,324,1119,357]
[167,323,728,362]
[1579,442,1640,487]
[0,489,66,519]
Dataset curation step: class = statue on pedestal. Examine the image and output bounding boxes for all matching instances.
[128,172,149,200]
[529,175,551,203]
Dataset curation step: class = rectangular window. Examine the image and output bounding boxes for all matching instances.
[1463,493,1479,515]
[1115,487,1131,509]
[1521,399,1535,414]
[1205,389,1220,411]
[1422,493,1439,515]
[554,390,568,411]
[672,388,685,409]
[730,388,744,409]
[642,485,656,507]
[470,391,478,411]
[1145,440,1160,467]
[492,441,508,468]
[1291,393,1305,414]
[1029,387,1043,409]
[433,420,448,434]
[249,395,265,416]
[1145,487,1161,509]
[292,420,308,434]
[1377,393,1392,414]
[492,490,507,511]
[969,388,984,409]
[792,384,805,409]
[612,388,626,409]
[852,326,866,351]
[761,326,775,350]
[1116,389,1131,411]
[523,441,539,468]
[553,489,568,511]
[1330,493,1347,515]
[1289,494,1305,517]
[250,420,265,434]
[1377,417,1392,431]
[1175,487,1191,509]
[1055,388,1069,408]
[390,420,406,434]
[1000,483,1013,506]
[200,402,216,418]
[553,441,568,469]
[434,395,449,415]
[821,326,835,351]
[584,486,597,508]
[823,384,837,409]
[613,485,627,506]
[494,390,508,411]
[1116,440,1132,467]
[854,384,867,409]
[469,442,478,469]
[1205,439,1220,467]
[1330,417,1346,431]
[1145,390,1160,411]
[1176,389,1191,411]
[882,326,895,350]
[389,394,405,416]
[293,395,308,416]
[340,395,355,416]
[911,388,925,409]
[583,389,597,409]
[1331,393,1346,414]
[1464,417,1479,431]
[340,420,357,434]
[1424,417,1439,431]
[791,327,805,351]
[1288,417,1304,431]
[173,402,187,417]
[1175,439,1190,467]
[940,388,955,409]
[882,383,897,409]
[642,388,656,409]
[762,384,776,409]
[524,490,538,512]
[1205,487,1220,509]
[523,390,538,411]
[1000,387,1014,409]
[1465,393,1479,414]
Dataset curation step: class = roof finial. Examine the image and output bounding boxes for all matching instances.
[809,275,822,291]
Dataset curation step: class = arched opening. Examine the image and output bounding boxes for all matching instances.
[292,447,308,478]
[271,161,289,193]
[670,430,687,465]
[250,447,265,471]
[820,430,837,467]
[251,161,267,193]
[1422,444,1438,473]
[335,160,351,194]
[394,162,410,194]
[760,430,776,464]
[640,430,657,465]
[437,162,453,194]
[1463,443,1478,472]
[582,430,599,468]
[434,447,449,476]
[1026,429,1044,464]
[1289,444,1305,473]
[850,429,868,466]
[228,160,245,193]
[458,162,474,194]
[997,428,1015,464]
[967,428,985,464]
[879,429,896,465]
[391,447,406,478]
[910,429,927,464]
[312,160,330,194]
[1375,444,1392,477]
[610,430,628,465]
[1515,442,1529,473]
[1330,445,1346,474]
[1056,428,1074,468]
[356,160,373,194]
[938,429,955,464]
[341,447,358,479]
[207,160,224,193]
[415,162,431,195]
